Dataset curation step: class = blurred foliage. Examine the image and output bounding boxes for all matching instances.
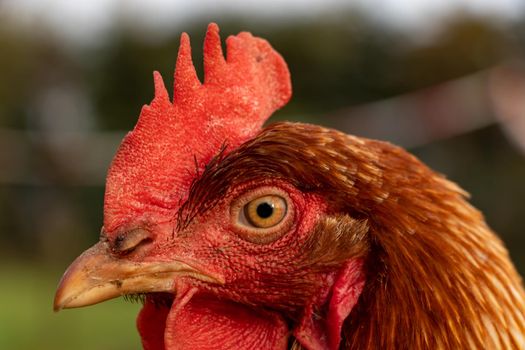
[90,15,521,124]
[0,264,140,350]
[0,8,524,350]
[0,13,520,128]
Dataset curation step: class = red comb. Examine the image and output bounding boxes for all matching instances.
[103,23,291,232]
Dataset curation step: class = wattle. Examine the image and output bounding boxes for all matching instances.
[138,292,289,350]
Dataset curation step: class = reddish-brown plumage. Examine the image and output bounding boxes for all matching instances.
[180,121,525,348]
[54,24,525,350]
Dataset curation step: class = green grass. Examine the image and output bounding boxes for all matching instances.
[0,263,142,350]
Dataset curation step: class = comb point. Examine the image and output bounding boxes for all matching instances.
[174,32,201,102]
[203,22,226,84]
[152,71,169,103]
[207,22,219,35]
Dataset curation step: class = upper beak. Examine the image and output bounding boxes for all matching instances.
[53,241,221,311]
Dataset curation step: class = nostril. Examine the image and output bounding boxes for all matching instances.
[112,228,153,256]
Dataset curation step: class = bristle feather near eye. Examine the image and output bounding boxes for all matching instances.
[123,293,175,309]
[177,143,229,231]
[123,293,147,305]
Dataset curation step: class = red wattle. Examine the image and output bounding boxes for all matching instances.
[293,259,365,350]
[164,295,289,350]
[137,298,170,350]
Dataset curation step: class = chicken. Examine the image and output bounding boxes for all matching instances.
[54,23,525,350]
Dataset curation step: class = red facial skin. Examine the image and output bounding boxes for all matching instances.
[126,180,364,350]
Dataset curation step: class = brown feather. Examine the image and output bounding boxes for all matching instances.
[180,121,525,349]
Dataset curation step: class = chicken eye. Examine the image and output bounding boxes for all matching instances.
[232,188,294,244]
[244,195,287,228]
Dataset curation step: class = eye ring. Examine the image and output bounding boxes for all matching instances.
[231,187,294,244]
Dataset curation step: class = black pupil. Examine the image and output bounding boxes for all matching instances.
[256,202,274,219]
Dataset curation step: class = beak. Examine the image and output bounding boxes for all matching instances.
[53,241,221,311]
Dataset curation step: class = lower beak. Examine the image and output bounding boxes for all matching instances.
[53,242,220,311]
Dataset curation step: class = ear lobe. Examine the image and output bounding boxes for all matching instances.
[293,259,365,350]
[326,259,365,349]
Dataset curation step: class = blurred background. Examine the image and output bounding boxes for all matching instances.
[1,0,524,349]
